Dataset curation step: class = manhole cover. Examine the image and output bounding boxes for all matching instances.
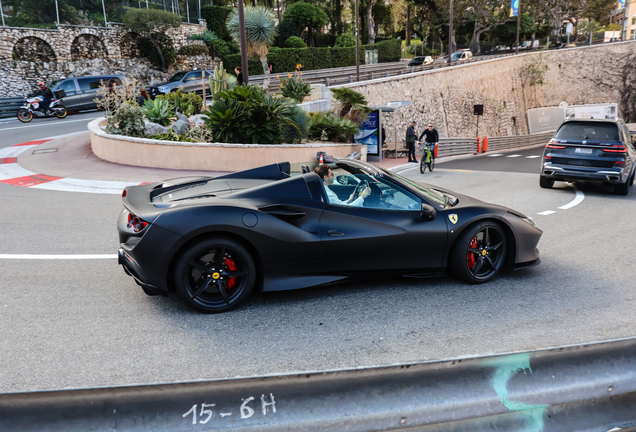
[32,148,58,155]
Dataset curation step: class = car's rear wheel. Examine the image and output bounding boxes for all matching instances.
[614,180,630,196]
[539,176,554,189]
[449,221,507,284]
[174,238,255,313]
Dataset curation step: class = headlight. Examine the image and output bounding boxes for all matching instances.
[158,86,168,93]
[522,217,537,227]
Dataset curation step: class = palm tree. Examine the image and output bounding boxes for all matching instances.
[227,6,278,91]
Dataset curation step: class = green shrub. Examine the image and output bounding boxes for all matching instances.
[150,129,195,142]
[201,5,233,41]
[331,87,368,117]
[139,33,176,68]
[362,39,401,62]
[190,30,218,44]
[106,100,145,138]
[279,72,311,103]
[285,36,307,48]
[329,47,356,67]
[281,105,308,143]
[334,33,355,48]
[307,113,358,143]
[177,44,209,56]
[202,98,247,143]
[142,98,174,126]
[313,33,337,47]
[156,89,203,116]
[211,39,240,61]
[222,54,264,76]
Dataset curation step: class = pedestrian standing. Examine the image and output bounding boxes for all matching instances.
[419,123,439,160]
[136,88,150,107]
[234,67,244,85]
[406,121,418,163]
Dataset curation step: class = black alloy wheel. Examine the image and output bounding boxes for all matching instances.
[17,108,32,123]
[449,221,507,283]
[174,238,256,313]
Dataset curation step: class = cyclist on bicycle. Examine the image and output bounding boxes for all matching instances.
[418,123,439,161]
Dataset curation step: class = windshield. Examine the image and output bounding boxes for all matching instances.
[451,53,462,60]
[379,167,448,207]
[168,72,187,82]
[555,122,619,141]
[47,79,62,89]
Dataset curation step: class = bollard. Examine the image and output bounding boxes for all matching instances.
[348,75,352,83]
[370,71,373,80]
[386,71,389,78]
[482,136,488,152]
[325,77,329,86]
[477,137,482,153]
[411,67,414,73]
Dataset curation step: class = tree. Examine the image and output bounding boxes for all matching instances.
[489,12,535,46]
[465,0,512,54]
[534,0,587,36]
[282,1,328,47]
[367,0,376,44]
[123,9,181,72]
[227,6,278,91]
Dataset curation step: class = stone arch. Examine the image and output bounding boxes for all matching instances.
[70,34,108,60]
[12,36,57,62]
[119,32,143,59]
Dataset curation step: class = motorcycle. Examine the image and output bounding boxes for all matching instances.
[16,92,67,123]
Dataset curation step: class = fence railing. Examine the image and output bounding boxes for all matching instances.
[486,130,554,152]
[0,96,24,119]
[2,336,636,431]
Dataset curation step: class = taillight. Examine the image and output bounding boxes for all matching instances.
[122,189,127,197]
[603,146,627,153]
[546,142,566,149]
[127,212,149,233]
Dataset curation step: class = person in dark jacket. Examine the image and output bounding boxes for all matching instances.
[419,123,439,160]
[234,67,244,85]
[406,121,418,163]
[136,88,150,106]
[36,81,54,114]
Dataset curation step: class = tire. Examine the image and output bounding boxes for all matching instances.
[449,221,507,284]
[629,171,635,187]
[539,176,554,189]
[420,158,426,174]
[17,108,32,123]
[174,238,256,313]
[54,105,67,119]
[614,181,629,196]
[428,158,435,172]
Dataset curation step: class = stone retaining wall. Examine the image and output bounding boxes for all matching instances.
[88,119,364,172]
[333,41,636,139]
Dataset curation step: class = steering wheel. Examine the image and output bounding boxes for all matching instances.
[354,180,369,198]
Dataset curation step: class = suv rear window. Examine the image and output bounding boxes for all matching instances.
[555,122,620,141]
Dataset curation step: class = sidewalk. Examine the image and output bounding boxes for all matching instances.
[16,131,418,182]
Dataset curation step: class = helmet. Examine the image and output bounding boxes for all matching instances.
[38,81,45,87]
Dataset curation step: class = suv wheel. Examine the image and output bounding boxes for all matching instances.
[615,181,630,196]
[539,176,554,189]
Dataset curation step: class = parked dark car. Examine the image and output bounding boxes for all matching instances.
[540,119,636,195]
[46,75,128,112]
[147,70,214,98]
[118,159,542,314]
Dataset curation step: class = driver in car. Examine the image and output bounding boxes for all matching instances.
[315,165,371,207]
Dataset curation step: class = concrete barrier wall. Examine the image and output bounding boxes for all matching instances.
[88,119,364,171]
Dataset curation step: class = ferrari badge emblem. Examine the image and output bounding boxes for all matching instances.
[449,214,458,224]
[212,272,220,280]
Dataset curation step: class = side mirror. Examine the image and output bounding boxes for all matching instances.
[421,203,437,221]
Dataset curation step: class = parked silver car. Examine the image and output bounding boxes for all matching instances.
[147,70,214,98]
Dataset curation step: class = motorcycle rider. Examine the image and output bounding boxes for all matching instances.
[35,81,54,114]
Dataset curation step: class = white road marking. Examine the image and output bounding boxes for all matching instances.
[506,154,522,157]
[526,155,541,158]
[559,183,585,209]
[0,116,103,131]
[0,145,37,158]
[487,154,503,157]
[0,164,38,181]
[30,178,139,194]
[0,254,117,259]
[537,210,556,215]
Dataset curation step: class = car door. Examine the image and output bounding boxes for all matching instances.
[319,176,448,273]
[181,71,205,94]
[54,79,81,111]
[77,76,118,110]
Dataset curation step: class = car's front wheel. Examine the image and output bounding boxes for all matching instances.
[449,221,507,284]
[174,238,256,313]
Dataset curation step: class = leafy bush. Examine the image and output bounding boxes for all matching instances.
[334,33,355,48]
[281,105,309,143]
[279,72,311,103]
[106,100,146,138]
[363,39,401,62]
[313,33,337,47]
[276,19,301,47]
[211,38,240,61]
[150,129,195,142]
[190,30,218,44]
[222,54,264,76]
[177,44,209,56]
[285,36,307,48]
[139,33,176,68]
[185,126,215,143]
[307,113,358,143]
[156,89,203,116]
[331,87,368,117]
[201,5,233,41]
[142,98,174,126]
[203,84,299,144]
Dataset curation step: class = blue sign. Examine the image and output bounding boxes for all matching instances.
[619,0,625,8]
[510,0,519,16]
[354,111,379,156]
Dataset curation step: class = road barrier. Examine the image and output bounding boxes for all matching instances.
[485,130,555,152]
[2,337,636,431]
[0,97,23,119]
[437,137,479,157]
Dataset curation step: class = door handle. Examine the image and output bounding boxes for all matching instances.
[328,230,344,237]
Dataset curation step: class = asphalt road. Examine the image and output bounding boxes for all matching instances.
[2,125,636,394]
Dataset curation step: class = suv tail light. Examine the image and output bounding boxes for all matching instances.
[603,145,627,153]
[127,212,149,233]
[546,141,565,149]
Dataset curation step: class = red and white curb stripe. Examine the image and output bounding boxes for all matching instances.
[0,140,142,194]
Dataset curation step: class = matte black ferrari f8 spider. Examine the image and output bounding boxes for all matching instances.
[118,159,542,313]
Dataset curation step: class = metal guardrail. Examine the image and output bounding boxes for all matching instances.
[0,97,23,119]
[2,337,636,431]
[436,137,479,157]
[486,130,555,152]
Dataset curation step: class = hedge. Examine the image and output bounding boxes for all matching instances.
[177,44,209,56]
[222,54,264,77]
[201,5,233,41]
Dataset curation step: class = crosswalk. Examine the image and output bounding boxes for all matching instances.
[487,154,541,158]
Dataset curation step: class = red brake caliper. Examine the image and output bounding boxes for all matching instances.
[467,237,478,269]
[223,257,237,290]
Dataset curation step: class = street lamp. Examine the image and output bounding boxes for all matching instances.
[238,0,249,85]
[448,0,453,64]
[355,0,359,81]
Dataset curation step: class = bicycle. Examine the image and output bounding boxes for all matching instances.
[419,142,435,174]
